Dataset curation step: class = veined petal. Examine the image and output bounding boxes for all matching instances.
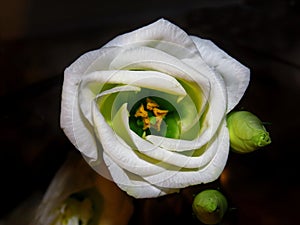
[191,36,250,112]
[103,18,199,60]
[61,47,123,160]
[143,121,229,188]
[65,46,121,76]
[131,130,217,169]
[60,74,100,161]
[103,153,178,198]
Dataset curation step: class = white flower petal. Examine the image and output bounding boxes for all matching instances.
[143,121,229,188]
[103,18,199,60]
[191,36,250,112]
[111,103,137,149]
[61,47,124,160]
[103,153,178,198]
[131,131,217,169]
[60,72,100,160]
[78,76,140,125]
[65,46,122,77]
[87,70,186,96]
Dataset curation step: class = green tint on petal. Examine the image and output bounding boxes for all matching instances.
[112,103,137,149]
[177,79,205,134]
[97,92,118,126]
[227,111,271,153]
[192,189,228,225]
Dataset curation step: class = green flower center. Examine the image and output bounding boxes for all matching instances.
[129,97,180,139]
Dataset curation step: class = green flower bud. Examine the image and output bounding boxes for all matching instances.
[227,111,271,153]
[192,189,228,225]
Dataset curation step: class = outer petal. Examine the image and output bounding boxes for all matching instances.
[60,47,121,160]
[60,72,100,160]
[103,18,200,60]
[103,153,178,198]
[191,36,250,112]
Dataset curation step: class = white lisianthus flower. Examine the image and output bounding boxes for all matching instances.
[60,19,250,198]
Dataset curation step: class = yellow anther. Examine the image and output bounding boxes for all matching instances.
[134,98,168,132]
[146,98,159,110]
[153,108,168,118]
[135,104,148,118]
[142,117,150,130]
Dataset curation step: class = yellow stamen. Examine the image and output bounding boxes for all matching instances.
[135,104,148,118]
[153,108,168,131]
[153,108,168,117]
[146,98,159,110]
[134,98,169,132]
[142,117,150,130]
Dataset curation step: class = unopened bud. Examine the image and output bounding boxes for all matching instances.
[192,189,228,225]
[227,111,271,153]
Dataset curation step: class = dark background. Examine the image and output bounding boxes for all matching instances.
[1,0,299,224]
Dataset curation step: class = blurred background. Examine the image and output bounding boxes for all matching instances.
[1,0,299,224]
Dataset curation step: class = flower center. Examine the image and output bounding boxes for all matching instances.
[129,97,180,138]
[134,98,168,131]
